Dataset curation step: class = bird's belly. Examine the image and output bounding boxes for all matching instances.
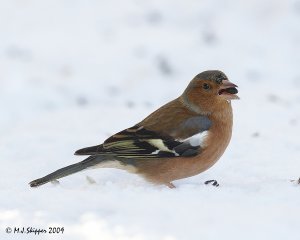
[92,160,138,173]
[138,137,230,184]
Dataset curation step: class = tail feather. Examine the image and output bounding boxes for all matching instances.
[29,156,106,188]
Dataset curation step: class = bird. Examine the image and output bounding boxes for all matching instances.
[29,70,239,188]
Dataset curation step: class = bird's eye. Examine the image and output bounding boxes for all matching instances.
[203,83,210,90]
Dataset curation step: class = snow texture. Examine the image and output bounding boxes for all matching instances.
[1,0,300,239]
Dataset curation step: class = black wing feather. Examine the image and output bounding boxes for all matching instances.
[75,115,211,158]
[75,125,201,158]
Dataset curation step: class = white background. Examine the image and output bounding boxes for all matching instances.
[1,0,300,239]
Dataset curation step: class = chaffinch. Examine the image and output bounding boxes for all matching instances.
[29,70,239,188]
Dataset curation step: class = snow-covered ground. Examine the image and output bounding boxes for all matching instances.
[1,0,300,239]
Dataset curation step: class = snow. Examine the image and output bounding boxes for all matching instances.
[1,0,300,239]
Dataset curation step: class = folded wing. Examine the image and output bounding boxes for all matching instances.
[75,115,212,159]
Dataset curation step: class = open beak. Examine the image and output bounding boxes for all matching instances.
[218,80,239,100]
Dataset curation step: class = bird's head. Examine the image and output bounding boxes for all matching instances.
[182,70,239,113]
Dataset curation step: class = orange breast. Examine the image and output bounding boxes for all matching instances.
[137,102,233,184]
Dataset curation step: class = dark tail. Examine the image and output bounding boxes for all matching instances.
[29,155,107,188]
